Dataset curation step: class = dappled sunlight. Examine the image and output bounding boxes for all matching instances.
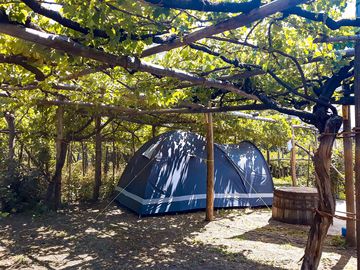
[193,209,356,270]
[116,131,273,215]
[0,204,356,269]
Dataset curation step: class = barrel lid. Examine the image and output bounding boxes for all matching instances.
[275,187,318,194]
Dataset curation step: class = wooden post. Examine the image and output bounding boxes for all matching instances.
[266,150,270,165]
[277,148,281,178]
[93,115,102,201]
[342,105,356,246]
[354,1,360,264]
[290,125,297,186]
[205,111,215,221]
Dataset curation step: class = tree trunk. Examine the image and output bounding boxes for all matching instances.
[301,116,342,269]
[4,112,15,175]
[93,116,102,201]
[46,140,68,210]
[46,106,67,210]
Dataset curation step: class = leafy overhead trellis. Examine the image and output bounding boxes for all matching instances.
[0,0,359,268]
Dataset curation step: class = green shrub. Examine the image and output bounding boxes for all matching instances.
[0,160,47,213]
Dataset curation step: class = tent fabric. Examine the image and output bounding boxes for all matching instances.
[115,130,274,215]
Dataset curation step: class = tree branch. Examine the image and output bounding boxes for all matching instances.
[141,0,308,57]
[21,0,164,44]
[284,6,360,30]
[189,43,260,69]
[0,19,257,100]
[0,53,45,81]
[142,0,261,13]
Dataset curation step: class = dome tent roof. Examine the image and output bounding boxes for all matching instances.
[115,130,273,215]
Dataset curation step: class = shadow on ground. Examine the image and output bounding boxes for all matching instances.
[230,218,355,270]
[0,204,284,270]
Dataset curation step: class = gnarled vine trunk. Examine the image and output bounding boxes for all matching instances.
[301,116,342,269]
[46,140,68,210]
[46,105,67,211]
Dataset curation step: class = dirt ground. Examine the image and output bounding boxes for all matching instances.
[0,204,356,270]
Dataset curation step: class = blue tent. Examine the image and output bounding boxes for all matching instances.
[115,130,273,215]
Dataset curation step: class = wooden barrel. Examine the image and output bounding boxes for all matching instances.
[272,187,319,225]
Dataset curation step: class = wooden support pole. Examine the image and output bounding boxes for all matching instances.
[342,105,356,246]
[205,111,215,221]
[355,1,360,265]
[290,125,297,186]
[93,115,102,201]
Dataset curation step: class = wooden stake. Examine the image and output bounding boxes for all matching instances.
[290,125,297,186]
[342,105,356,246]
[205,111,215,221]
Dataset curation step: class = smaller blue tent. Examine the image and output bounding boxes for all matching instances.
[115,130,273,215]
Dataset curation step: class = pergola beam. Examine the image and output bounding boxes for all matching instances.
[0,83,81,91]
[37,99,269,116]
[229,111,277,123]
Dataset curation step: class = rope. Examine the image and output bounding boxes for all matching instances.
[335,210,356,216]
[313,208,360,221]
[320,127,360,138]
